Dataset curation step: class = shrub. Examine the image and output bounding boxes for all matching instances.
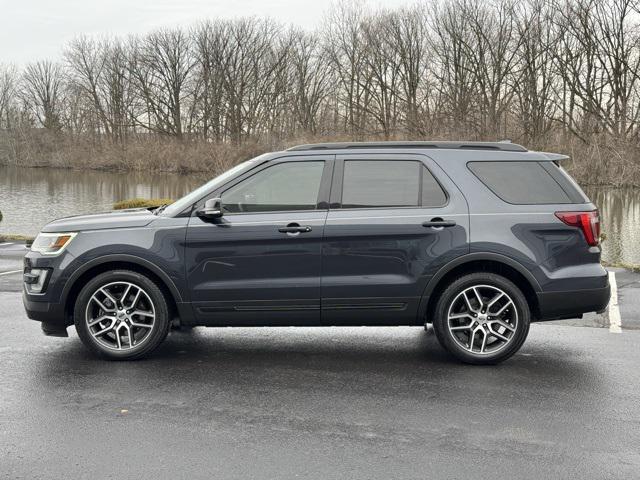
[113,198,173,210]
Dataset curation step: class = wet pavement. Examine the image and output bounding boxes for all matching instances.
[1,242,639,479]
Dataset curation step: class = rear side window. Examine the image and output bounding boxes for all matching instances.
[468,161,585,204]
[341,160,447,208]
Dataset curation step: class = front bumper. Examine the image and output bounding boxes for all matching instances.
[535,283,611,321]
[23,291,65,323]
[22,249,75,335]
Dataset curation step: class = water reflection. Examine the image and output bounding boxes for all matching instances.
[585,186,640,265]
[1,166,638,265]
[0,166,204,235]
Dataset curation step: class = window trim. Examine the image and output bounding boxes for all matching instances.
[330,157,449,210]
[467,160,578,206]
[193,156,334,216]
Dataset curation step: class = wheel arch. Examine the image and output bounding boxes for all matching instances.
[62,254,184,325]
[419,253,542,324]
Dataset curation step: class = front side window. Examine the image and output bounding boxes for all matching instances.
[341,160,446,208]
[221,161,325,213]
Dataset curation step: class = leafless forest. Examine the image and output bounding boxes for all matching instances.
[1,0,640,185]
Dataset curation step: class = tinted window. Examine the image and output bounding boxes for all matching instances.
[541,162,589,203]
[221,161,324,213]
[468,161,575,204]
[422,166,448,206]
[342,160,446,208]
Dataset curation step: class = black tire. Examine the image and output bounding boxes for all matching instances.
[74,270,171,360]
[431,272,530,365]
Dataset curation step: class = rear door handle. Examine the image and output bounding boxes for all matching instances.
[278,223,312,234]
[422,218,456,228]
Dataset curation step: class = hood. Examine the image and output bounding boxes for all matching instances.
[41,208,157,233]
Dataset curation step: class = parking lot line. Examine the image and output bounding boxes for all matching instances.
[0,270,22,276]
[0,242,14,246]
[608,271,622,333]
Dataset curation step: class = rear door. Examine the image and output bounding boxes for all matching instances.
[321,153,469,325]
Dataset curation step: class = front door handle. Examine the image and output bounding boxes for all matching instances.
[278,223,312,234]
[422,218,456,228]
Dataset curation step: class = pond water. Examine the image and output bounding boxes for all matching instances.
[1,165,639,264]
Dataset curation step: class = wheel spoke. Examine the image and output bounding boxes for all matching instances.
[468,328,476,351]
[131,321,152,329]
[92,319,116,337]
[120,284,132,304]
[133,310,154,318]
[125,323,134,347]
[115,325,123,349]
[88,315,114,327]
[100,288,118,306]
[492,301,513,316]
[488,324,510,342]
[90,294,115,313]
[480,329,488,353]
[127,289,142,309]
[450,322,474,331]
[487,292,504,309]
[462,291,477,313]
[472,287,484,309]
[492,319,516,332]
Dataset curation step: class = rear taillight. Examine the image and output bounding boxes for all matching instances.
[555,210,600,246]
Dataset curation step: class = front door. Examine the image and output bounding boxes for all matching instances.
[186,156,333,325]
[321,154,469,325]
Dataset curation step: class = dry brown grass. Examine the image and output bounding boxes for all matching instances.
[112,198,174,210]
[2,129,640,186]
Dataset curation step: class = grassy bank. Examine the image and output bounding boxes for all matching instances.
[2,131,640,186]
[0,234,35,243]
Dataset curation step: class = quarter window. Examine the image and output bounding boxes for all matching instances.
[468,161,578,204]
[221,161,325,213]
[341,160,446,208]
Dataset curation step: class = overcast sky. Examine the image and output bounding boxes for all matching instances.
[0,0,410,65]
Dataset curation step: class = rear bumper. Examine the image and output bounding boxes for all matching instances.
[535,283,611,321]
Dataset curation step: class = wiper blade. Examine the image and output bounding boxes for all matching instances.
[154,204,168,215]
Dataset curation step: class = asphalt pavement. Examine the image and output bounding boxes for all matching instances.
[1,242,639,479]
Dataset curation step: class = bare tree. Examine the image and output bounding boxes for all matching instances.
[323,0,371,137]
[20,60,65,130]
[0,64,18,129]
[512,0,559,145]
[3,0,640,185]
[289,30,333,135]
[129,28,195,138]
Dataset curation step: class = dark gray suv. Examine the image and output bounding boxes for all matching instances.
[23,141,610,364]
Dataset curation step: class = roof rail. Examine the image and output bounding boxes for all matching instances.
[287,141,528,153]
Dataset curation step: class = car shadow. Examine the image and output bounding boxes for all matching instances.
[30,326,601,402]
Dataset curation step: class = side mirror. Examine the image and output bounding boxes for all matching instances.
[197,198,223,220]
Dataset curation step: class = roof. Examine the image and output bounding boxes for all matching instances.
[287,141,528,153]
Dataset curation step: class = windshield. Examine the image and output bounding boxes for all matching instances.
[160,154,269,217]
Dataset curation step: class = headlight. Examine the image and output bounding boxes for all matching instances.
[30,232,77,255]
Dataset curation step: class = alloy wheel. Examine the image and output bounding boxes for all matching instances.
[446,284,518,355]
[85,281,156,351]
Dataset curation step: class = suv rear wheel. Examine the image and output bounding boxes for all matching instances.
[432,272,530,364]
[74,270,171,360]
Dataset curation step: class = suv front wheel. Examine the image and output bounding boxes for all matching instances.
[74,270,171,360]
[432,272,530,364]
